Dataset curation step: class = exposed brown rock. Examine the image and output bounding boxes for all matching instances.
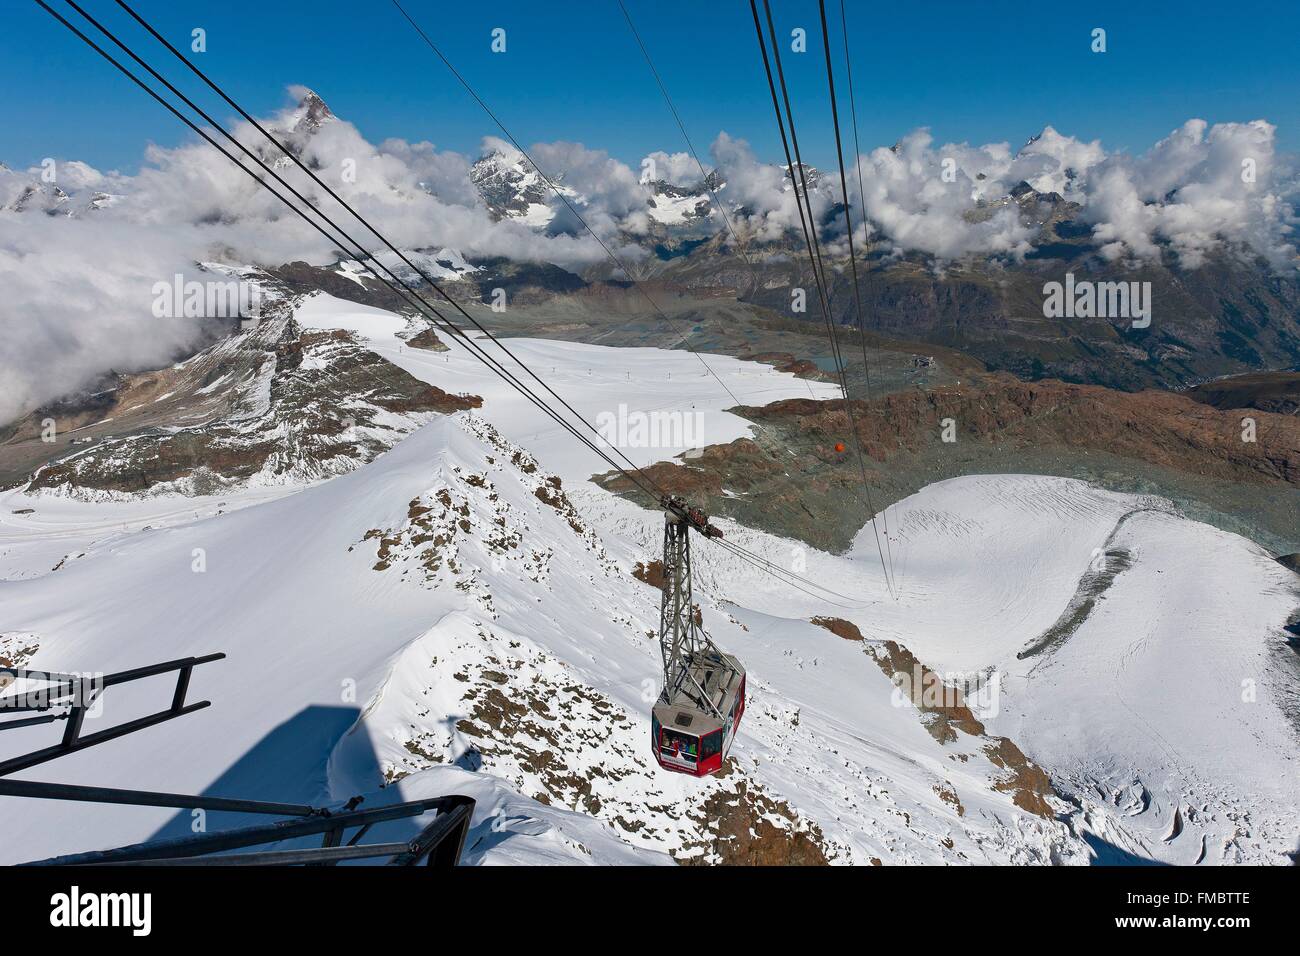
[376,384,480,415]
[533,478,590,536]
[599,372,1300,555]
[25,323,481,495]
[984,738,1055,817]
[0,633,39,670]
[744,351,823,380]
[740,375,1300,486]
[933,783,965,817]
[869,640,985,741]
[1187,371,1300,415]
[632,559,666,591]
[682,776,830,866]
[810,616,864,641]
[867,639,1056,818]
[406,327,448,352]
[609,375,1300,500]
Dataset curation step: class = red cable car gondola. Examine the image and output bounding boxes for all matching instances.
[652,656,745,776]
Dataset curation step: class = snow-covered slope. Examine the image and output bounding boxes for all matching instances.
[21,299,478,500]
[294,292,841,478]
[716,475,1300,864]
[336,247,479,287]
[2,295,1295,866]
[644,175,720,227]
[0,413,1078,866]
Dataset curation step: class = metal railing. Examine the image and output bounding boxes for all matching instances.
[0,653,225,777]
[1,779,475,867]
[0,653,476,866]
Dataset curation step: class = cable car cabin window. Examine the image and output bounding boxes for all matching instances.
[652,713,661,749]
[660,729,698,762]
[700,728,723,759]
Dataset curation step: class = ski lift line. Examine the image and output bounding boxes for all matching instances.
[760,0,895,599]
[384,1,872,608]
[615,0,819,405]
[708,537,864,608]
[63,3,657,505]
[754,2,840,365]
[42,2,862,611]
[79,22,600,516]
[47,1,664,510]
[673,501,868,606]
[816,0,898,592]
[43,4,833,609]
[387,0,855,548]
[614,0,749,267]
[750,0,896,598]
[754,9,849,410]
[386,0,761,418]
[90,8,503,426]
[743,0,852,411]
[747,2,836,335]
[757,0,847,386]
[109,0,664,494]
[117,0,813,509]
[77,0,672,507]
[57,1,465,439]
[837,0,899,584]
[723,540,861,604]
[759,1,852,418]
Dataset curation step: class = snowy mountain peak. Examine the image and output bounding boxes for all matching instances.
[285,87,335,136]
[469,141,567,225]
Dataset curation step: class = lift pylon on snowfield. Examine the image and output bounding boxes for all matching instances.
[650,496,745,777]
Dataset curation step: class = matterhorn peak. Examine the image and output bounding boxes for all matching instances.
[286,86,335,136]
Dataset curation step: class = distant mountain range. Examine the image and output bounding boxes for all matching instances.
[4,88,1300,411]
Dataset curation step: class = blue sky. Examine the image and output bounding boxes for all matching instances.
[3,0,1298,173]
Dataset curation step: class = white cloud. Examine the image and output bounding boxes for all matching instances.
[640,150,705,185]
[0,214,211,426]
[710,132,824,242]
[1081,119,1297,268]
[528,140,646,224]
[1010,126,1106,199]
[701,120,1297,270]
[848,129,1035,260]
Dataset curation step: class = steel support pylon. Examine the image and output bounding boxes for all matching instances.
[658,512,723,716]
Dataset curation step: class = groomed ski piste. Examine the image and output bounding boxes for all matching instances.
[1,292,1296,865]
